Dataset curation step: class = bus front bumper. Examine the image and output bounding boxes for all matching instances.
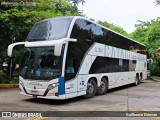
[20,90,66,100]
[19,82,66,100]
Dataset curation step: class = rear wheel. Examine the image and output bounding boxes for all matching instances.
[97,78,108,95]
[134,75,139,86]
[84,79,97,98]
[139,74,143,83]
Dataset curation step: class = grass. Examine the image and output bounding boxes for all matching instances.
[150,76,160,81]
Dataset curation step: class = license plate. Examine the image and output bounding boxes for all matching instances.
[31,90,39,95]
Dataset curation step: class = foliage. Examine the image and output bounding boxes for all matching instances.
[9,77,19,84]
[67,0,86,6]
[150,60,160,76]
[130,18,160,76]
[130,18,160,55]
[147,20,160,43]
[0,71,6,83]
[155,0,160,5]
[0,70,18,84]
[130,28,148,43]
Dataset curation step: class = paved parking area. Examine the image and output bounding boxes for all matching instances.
[0,79,160,120]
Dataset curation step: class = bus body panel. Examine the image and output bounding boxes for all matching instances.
[88,43,105,57]
[78,55,92,74]
[20,92,66,100]
[65,78,78,99]
[19,77,59,96]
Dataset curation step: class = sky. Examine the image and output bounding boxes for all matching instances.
[78,0,160,33]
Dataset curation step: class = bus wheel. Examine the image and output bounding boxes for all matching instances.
[84,79,97,98]
[139,74,143,83]
[134,76,139,86]
[97,78,108,95]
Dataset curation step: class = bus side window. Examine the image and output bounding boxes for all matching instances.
[66,67,74,73]
[66,58,75,74]
[65,43,81,81]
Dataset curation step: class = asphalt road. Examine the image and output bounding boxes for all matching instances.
[0,79,160,120]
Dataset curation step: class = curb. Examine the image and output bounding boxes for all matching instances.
[150,76,160,82]
[0,84,19,89]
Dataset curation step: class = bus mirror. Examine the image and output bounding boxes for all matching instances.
[54,43,63,56]
[8,42,25,57]
[64,38,77,42]
[54,38,77,56]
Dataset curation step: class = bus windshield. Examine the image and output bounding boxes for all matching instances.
[19,46,63,80]
[27,18,72,41]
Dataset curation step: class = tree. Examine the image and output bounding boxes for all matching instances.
[130,27,148,43]
[66,0,85,6]
[155,0,160,5]
[130,18,160,76]
[146,20,160,55]
[130,19,160,48]
[0,0,82,79]
[134,20,151,28]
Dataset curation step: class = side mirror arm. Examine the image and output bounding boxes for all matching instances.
[7,42,25,57]
[54,38,77,56]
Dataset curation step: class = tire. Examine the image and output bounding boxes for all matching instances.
[97,78,108,95]
[134,76,139,86]
[139,74,143,83]
[83,79,97,98]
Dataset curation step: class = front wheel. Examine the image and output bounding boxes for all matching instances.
[97,78,108,95]
[83,79,97,98]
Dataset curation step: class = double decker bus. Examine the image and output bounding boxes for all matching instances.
[8,16,147,99]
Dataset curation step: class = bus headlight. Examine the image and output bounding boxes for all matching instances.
[47,83,59,90]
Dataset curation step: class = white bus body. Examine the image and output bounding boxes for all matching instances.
[8,16,147,99]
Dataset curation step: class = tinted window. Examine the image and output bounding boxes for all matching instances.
[85,21,96,41]
[129,60,136,71]
[94,25,105,43]
[70,19,96,43]
[65,19,97,81]
[89,57,136,74]
[19,46,64,80]
[65,43,82,81]
[27,18,72,41]
[70,18,146,54]
[70,19,95,56]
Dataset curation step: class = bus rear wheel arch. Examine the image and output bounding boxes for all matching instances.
[83,78,97,98]
[97,77,108,95]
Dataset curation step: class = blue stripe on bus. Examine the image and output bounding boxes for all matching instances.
[58,77,65,95]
